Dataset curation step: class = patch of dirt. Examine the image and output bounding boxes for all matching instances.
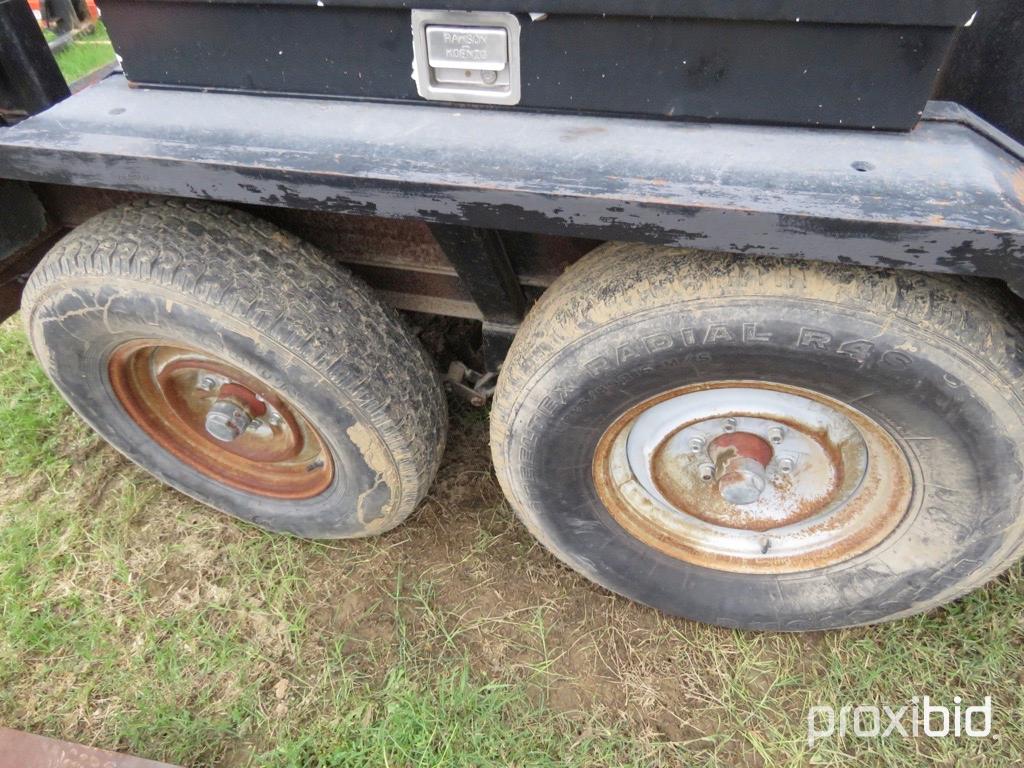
[294,406,746,742]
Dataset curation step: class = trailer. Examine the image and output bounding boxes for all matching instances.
[2,0,1024,631]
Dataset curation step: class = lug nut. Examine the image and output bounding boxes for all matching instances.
[698,463,715,482]
[723,418,737,433]
[689,436,706,453]
[267,411,283,428]
[767,426,785,445]
[198,376,218,392]
[778,457,796,474]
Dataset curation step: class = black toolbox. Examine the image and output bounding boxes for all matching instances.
[98,0,976,130]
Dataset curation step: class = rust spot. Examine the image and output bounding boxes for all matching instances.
[651,413,847,532]
[560,126,607,141]
[708,431,773,467]
[1013,166,1024,204]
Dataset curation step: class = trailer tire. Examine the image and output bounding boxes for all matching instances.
[22,198,446,538]
[491,244,1024,630]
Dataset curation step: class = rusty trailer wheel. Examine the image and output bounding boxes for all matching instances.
[492,244,1024,630]
[594,381,912,574]
[22,199,446,538]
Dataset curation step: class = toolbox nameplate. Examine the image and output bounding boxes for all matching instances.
[412,10,521,106]
[425,26,508,70]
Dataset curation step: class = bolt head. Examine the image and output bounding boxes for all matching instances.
[481,70,498,85]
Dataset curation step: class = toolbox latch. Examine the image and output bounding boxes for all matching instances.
[412,10,521,106]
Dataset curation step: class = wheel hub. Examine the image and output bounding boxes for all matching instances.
[203,382,270,442]
[205,398,254,442]
[593,381,912,573]
[706,431,773,505]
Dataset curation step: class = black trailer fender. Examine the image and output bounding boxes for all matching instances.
[0,76,1022,301]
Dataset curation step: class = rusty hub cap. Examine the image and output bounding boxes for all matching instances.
[593,381,912,573]
[108,341,334,499]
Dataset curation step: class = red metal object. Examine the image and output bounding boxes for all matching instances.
[707,431,774,507]
[707,432,774,469]
[0,728,179,768]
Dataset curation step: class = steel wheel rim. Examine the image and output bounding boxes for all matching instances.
[108,340,334,499]
[593,381,912,573]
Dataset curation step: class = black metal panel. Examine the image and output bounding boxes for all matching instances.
[0,180,52,321]
[428,223,526,369]
[104,0,978,26]
[0,0,70,123]
[0,180,47,261]
[937,0,1024,144]
[479,321,517,373]
[99,1,966,130]
[428,225,526,326]
[0,77,1022,293]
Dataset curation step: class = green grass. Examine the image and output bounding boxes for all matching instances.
[1,313,1022,766]
[0,323,73,476]
[51,22,115,84]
